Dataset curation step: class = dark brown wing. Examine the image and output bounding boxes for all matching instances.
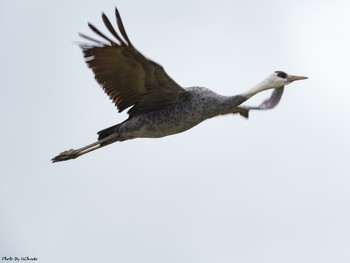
[79,8,186,116]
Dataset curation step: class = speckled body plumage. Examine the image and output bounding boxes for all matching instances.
[99,87,246,141]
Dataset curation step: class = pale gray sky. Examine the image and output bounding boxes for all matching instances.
[1,0,350,262]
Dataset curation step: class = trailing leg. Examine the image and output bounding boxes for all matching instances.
[51,132,120,162]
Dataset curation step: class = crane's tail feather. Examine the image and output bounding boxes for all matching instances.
[97,123,123,142]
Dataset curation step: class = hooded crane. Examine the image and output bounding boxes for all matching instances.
[52,7,307,162]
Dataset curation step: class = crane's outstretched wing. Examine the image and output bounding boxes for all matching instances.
[255,87,284,109]
[242,86,284,111]
[79,8,186,116]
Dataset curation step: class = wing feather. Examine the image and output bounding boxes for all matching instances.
[240,86,285,114]
[79,7,186,116]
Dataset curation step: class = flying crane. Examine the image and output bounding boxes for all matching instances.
[52,7,307,162]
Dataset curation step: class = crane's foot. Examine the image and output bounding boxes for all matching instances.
[51,149,79,163]
[51,134,119,163]
[232,107,249,119]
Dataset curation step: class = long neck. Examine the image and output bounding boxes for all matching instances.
[205,94,247,117]
[239,79,272,99]
[196,79,274,118]
[209,79,273,116]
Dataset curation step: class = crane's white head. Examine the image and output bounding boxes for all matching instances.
[242,71,308,99]
[269,71,308,87]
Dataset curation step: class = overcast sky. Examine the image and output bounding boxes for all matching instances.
[1,0,350,262]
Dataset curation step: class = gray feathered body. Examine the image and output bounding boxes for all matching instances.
[100,87,246,141]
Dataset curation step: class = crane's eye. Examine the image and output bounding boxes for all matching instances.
[275,71,288,79]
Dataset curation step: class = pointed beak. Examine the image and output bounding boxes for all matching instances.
[286,75,308,84]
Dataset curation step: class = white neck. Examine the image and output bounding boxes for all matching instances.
[240,79,273,99]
